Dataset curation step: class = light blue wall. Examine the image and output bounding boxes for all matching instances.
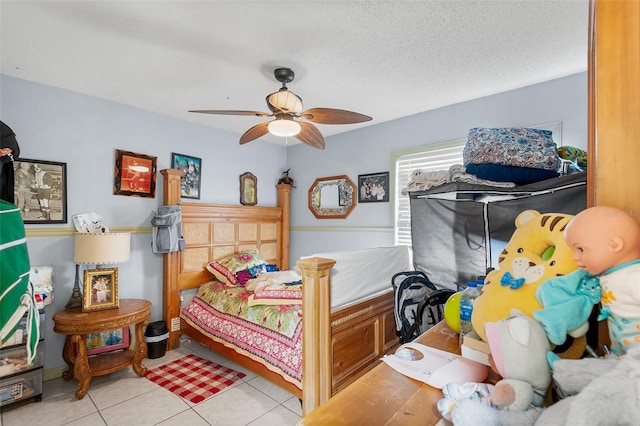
[287,72,587,261]
[1,74,287,373]
[1,71,586,373]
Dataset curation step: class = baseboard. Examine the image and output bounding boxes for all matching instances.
[43,366,67,381]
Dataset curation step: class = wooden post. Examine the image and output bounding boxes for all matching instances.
[297,256,335,416]
[276,184,292,270]
[160,168,183,350]
[588,0,640,218]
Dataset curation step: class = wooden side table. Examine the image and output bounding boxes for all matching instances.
[53,298,151,399]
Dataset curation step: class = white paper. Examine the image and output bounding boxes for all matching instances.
[382,343,488,389]
[72,212,109,233]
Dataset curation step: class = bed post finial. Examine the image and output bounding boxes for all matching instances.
[161,168,183,205]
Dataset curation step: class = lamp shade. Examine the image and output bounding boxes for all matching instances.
[267,91,303,113]
[74,232,131,265]
[268,119,301,137]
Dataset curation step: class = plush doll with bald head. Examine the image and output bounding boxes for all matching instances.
[563,206,640,355]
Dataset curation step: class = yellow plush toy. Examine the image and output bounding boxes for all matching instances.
[471,210,580,350]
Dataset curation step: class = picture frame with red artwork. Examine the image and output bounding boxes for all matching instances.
[113,149,157,198]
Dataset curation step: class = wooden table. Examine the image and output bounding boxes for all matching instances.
[53,299,151,399]
[299,321,461,426]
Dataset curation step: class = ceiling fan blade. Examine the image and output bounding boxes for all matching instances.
[239,122,270,145]
[189,110,271,117]
[299,108,372,124]
[296,122,325,150]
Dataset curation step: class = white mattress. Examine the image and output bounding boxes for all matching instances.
[306,246,413,310]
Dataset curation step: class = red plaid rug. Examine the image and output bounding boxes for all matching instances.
[145,354,246,403]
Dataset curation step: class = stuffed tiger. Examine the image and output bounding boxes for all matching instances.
[471,210,586,359]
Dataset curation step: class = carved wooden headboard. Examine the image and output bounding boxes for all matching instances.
[160,169,291,349]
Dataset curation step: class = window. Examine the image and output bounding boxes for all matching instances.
[392,140,465,246]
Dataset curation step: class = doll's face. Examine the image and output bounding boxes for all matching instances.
[565,223,619,275]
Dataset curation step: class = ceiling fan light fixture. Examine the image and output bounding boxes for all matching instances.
[268,91,303,113]
[268,118,301,137]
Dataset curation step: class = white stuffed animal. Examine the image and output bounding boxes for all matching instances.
[441,311,551,426]
[536,344,640,425]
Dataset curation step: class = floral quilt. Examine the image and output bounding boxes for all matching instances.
[180,281,303,389]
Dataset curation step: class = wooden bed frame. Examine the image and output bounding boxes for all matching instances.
[160,169,400,414]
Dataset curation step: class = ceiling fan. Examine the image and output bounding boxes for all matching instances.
[189,67,372,150]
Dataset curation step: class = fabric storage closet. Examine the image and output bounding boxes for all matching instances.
[408,172,587,290]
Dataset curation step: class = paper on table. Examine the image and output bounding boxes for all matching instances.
[382,342,488,389]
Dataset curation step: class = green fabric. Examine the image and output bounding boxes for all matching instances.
[0,200,38,363]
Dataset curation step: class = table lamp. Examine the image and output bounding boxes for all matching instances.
[65,232,131,310]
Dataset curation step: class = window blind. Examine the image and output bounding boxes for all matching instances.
[393,142,465,246]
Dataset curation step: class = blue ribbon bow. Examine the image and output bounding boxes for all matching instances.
[500,271,526,289]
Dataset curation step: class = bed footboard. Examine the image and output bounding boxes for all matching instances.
[330,290,400,394]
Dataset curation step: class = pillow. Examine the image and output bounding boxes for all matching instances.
[245,269,301,292]
[234,264,278,287]
[247,284,302,306]
[265,264,280,272]
[248,263,267,277]
[205,251,265,286]
[235,269,254,286]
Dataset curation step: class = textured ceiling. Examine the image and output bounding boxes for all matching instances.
[0,1,589,146]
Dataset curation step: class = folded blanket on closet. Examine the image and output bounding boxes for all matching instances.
[463,127,561,171]
[402,164,516,194]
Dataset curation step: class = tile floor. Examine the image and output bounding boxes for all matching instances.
[0,339,302,426]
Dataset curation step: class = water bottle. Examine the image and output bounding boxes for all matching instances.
[475,276,485,294]
[459,281,480,349]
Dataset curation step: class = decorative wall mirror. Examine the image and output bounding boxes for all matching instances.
[240,172,257,206]
[308,175,357,219]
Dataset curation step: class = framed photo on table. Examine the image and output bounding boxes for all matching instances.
[13,158,67,224]
[113,149,157,198]
[171,153,202,199]
[83,268,119,312]
[358,172,389,203]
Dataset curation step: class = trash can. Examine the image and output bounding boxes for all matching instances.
[145,321,169,359]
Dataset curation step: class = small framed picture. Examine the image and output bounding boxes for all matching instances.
[83,268,119,312]
[13,158,68,224]
[240,172,257,206]
[171,153,202,199]
[358,172,390,203]
[86,327,130,355]
[113,149,157,198]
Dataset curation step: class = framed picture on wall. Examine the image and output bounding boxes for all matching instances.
[358,172,389,203]
[13,158,68,224]
[171,153,202,199]
[113,149,157,198]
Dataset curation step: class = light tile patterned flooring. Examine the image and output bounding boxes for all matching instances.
[0,340,302,426]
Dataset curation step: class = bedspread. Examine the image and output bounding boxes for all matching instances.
[180,281,303,389]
